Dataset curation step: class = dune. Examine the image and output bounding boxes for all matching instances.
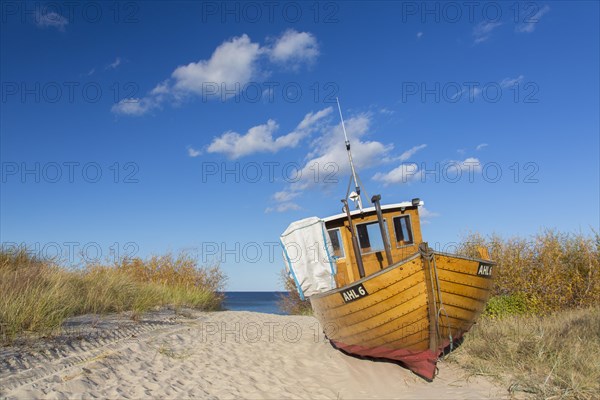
[0,310,506,399]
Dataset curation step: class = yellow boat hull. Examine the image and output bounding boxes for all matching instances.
[310,248,494,380]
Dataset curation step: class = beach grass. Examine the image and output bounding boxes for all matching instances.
[277,270,313,315]
[449,308,600,399]
[449,229,600,399]
[0,249,226,344]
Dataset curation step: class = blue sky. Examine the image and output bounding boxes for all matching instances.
[1,1,598,290]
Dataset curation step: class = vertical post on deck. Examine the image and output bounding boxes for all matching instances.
[342,199,365,279]
[371,194,393,267]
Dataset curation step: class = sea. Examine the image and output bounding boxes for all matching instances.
[222,292,288,315]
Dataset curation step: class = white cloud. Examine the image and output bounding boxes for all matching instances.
[268,30,319,68]
[187,146,201,157]
[206,107,333,159]
[500,75,524,88]
[302,115,392,179]
[451,85,481,101]
[296,107,332,131]
[445,157,482,176]
[107,57,122,70]
[265,202,301,213]
[373,157,482,185]
[111,34,262,114]
[419,206,440,224]
[373,163,421,185]
[151,81,170,95]
[451,75,523,102]
[399,144,427,162]
[476,143,488,151]
[417,32,423,39]
[111,79,179,116]
[270,113,393,208]
[516,5,550,33]
[112,30,320,116]
[87,68,95,76]
[297,114,392,190]
[172,34,262,98]
[111,98,159,116]
[273,191,300,203]
[473,21,502,44]
[35,11,68,31]
[207,120,279,159]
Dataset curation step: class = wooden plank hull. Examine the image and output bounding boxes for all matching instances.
[310,250,494,380]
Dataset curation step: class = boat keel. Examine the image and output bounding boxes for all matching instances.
[331,335,461,381]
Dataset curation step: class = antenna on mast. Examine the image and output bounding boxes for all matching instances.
[336,97,363,211]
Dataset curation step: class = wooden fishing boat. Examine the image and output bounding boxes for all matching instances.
[280,100,495,380]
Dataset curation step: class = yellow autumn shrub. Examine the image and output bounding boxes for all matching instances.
[459,230,599,315]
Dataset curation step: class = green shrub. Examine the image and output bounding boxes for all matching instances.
[484,293,534,318]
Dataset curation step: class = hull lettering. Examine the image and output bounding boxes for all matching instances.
[477,263,493,277]
[341,283,369,303]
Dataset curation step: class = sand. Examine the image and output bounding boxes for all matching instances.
[0,310,507,399]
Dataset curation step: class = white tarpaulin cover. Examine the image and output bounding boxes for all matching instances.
[280,217,336,300]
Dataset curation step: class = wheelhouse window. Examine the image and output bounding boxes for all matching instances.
[393,215,414,247]
[327,228,345,259]
[356,221,387,254]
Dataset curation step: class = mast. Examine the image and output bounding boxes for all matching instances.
[336,98,363,211]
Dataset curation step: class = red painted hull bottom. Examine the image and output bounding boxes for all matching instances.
[331,336,462,381]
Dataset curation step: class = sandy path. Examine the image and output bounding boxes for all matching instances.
[1,310,507,399]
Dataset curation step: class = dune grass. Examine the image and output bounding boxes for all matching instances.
[277,270,313,315]
[0,249,226,344]
[449,308,600,399]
